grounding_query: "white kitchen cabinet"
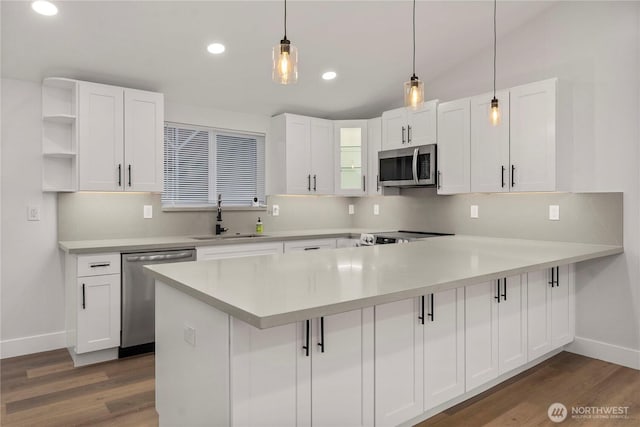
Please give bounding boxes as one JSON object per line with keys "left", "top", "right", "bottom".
{"left": 528, "top": 265, "right": 573, "bottom": 360}
{"left": 231, "top": 308, "right": 374, "bottom": 427}
{"left": 269, "top": 114, "right": 334, "bottom": 195}
{"left": 470, "top": 90, "right": 510, "bottom": 193}
{"left": 367, "top": 117, "right": 383, "bottom": 195}
{"left": 334, "top": 120, "right": 368, "bottom": 196}
{"left": 437, "top": 98, "right": 470, "bottom": 195}
{"left": 78, "top": 82, "right": 163, "bottom": 192}
{"left": 497, "top": 275, "right": 528, "bottom": 375}
{"left": 381, "top": 101, "right": 438, "bottom": 151}
{"left": 283, "top": 238, "right": 337, "bottom": 253}
{"left": 509, "top": 78, "right": 557, "bottom": 192}
{"left": 196, "top": 242, "right": 283, "bottom": 261}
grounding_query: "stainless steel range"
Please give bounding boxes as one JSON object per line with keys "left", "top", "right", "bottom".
{"left": 358, "top": 230, "right": 453, "bottom": 246}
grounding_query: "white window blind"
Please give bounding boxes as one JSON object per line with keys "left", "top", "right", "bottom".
{"left": 163, "top": 123, "right": 265, "bottom": 207}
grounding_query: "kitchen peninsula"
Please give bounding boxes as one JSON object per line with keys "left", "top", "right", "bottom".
{"left": 144, "top": 235, "right": 622, "bottom": 427}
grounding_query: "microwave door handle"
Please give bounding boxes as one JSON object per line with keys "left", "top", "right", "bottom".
{"left": 412, "top": 148, "right": 419, "bottom": 184}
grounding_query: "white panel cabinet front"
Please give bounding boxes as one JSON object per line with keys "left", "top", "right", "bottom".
{"left": 381, "top": 107, "right": 407, "bottom": 151}
{"left": 367, "top": 117, "right": 383, "bottom": 195}
{"left": 196, "top": 242, "right": 284, "bottom": 261}
{"left": 497, "top": 275, "right": 528, "bottom": 375}
{"left": 437, "top": 98, "right": 471, "bottom": 195}
{"left": 310, "top": 118, "right": 335, "bottom": 194}
{"left": 76, "top": 274, "right": 120, "bottom": 353}
{"left": 283, "top": 238, "right": 337, "bottom": 253}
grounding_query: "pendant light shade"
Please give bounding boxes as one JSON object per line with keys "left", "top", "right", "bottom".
{"left": 404, "top": 0, "right": 424, "bottom": 109}
{"left": 273, "top": 0, "right": 298, "bottom": 84}
{"left": 489, "top": 0, "right": 500, "bottom": 125}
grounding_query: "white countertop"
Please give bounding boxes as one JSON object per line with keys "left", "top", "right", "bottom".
{"left": 143, "top": 235, "right": 623, "bottom": 329}
{"left": 58, "top": 228, "right": 375, "bottom": 254}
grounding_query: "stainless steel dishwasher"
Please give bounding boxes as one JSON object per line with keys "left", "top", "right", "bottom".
{"left": 120, "top": 248, "right": 196, "bottom": 357}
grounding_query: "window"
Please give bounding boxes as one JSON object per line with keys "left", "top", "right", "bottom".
{"left": 163, "top": 123, "right": 265, "bottom": 208}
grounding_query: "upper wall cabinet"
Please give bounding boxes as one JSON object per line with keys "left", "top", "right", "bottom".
{"left": 381, "top": 100, "right": 438, "bottom": 151}
{"left": 367, "top": 117, "right": 383, "bottom": 196}
{"left": 269, "top": 114, "right": 334, "bottom": 195}
{"left": 437, "top": 98, "right": 470, "bottom": 195}
{"left": 78, "top": 82, "right": 164, "bottom": 192}
{"left": 334, "top": 120, "right": 368, "bottom": 196}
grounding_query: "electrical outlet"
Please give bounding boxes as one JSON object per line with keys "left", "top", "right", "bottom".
{"left": 184, "top": 325, "right": 196, "bottom": 346}
{"left": 27, "top": 205, "right": 41, "bottom": 221}
{"left": 272, "top": 204, "right": 280, "bottom": 216}
{"left": 348, "top": 204, "right": 355, "bottom": 215}
{"left": 143, "top": 205, "right": 153, "bottom": 219}
{"left": 373, "top": 204, "right": 380, "bottom": 215}
{"left": 470, "top": 205, "right": 479, "bottom": 219}
{"left": 549, "top": 205, "right": 560, "bottom": 221}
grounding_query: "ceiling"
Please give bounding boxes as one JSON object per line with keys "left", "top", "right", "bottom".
{"left": 1, "top": 1, "right": 555, "bottom": 119}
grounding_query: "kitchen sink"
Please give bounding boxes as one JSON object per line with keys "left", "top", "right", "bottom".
{"left": 191, "top": 234, "right": 268, "bottom": 240}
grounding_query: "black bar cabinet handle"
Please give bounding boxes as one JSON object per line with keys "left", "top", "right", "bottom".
{"left": 128, "top": 164, "right": 132, "bottom": 187}
{"left": 307, "top": 174, "right": 311, "bottom": 191}
{"left": 89, "top": 263, "right": 111, "bottom": 268}
{"left": 549, "top": 267, "right": 555, "bottom": 287}
{"left": 362, "top": 175, "right": 366, "bottom": 192}
{"left": 82, "top": 283, "right": 86, "bottom": 309}
{"left": 407, "top": 125, "right": 412, "bottom": 143}
{"left": 501, "top": 166, "right": 506, "bottom": 188}
{"left": 555, "top": 266, "right": 560, "bottom": 287}
{"left": 501, "top": 277, "right": 507, "bottom": 301}
{"left": 377, "top": 174, "right": 380, "bottom": 191}
{"left": 437, "top": 171, "right": 442, "bottom": 190}
{"left": 313, "top": 174, "right": 317, "bottom": 191}
{"left": 402, "top": 126, "right": 406, "bottom": 143}
{"left": 495, "top": 280, "right": 501, "bottom": 303}
{"left": 418, "top": 295, "right": 425, "bottom": 324}
{"left": 302, "top": 320, "right": 310, "bottom": 357}
{"left": 511, "top": 165, "right": 515, "bottom": 187}
{"left": 303, "top": 247, "right": 320, "bottom": 251}
{"left": 318, "top": 317, "right": 325, "bottom": 353}
{"left": 428, "top": 293, "right": 434, "bottom": 322}
{"left": 118, "top": 164, "right": 122, "bottom": 187}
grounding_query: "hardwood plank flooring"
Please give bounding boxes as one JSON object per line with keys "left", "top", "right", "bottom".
{"left": 1, "top": 350, "right": 637, "bottom": 426}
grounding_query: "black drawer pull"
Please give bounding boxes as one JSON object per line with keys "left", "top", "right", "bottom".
{"left": 82, "top": 284, "right": 86, "bottom": 309}
{"left": 89, "top": 263, "right": 111, "bottom": 268}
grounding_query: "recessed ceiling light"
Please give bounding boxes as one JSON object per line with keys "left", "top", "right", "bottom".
{"left": 207, "top": 43, "right": 226, "bottom": 55}
{"left": 31, "top": 1, "right": 58, "bottom": 16}
{"left": 322, "top": 71, "right": 337, "bottom": 80}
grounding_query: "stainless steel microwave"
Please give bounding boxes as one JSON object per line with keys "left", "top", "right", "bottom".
{"left": 378, "top": 144, "right": 437, "bottom": 187}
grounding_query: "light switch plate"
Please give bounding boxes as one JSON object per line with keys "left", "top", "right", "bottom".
{"left": 272, "top": 204, "right": 280, "bottom": 216}
{"left": 470, "top": 205, "right": 479, "bottom": 219}
{"left": 143, "top": 205, "right": 153, "bottom": 219}
{"left": 348, "top": 204, "right": 355, "bottom": 215}
{"left": 27, "top": 205, "right": 41, "bottom": 221}
{"left": 549, "top": 205, "right": 560, "bottom": 221}
{"left": 373, "top": 204, "right": 380, "bottom": 215}
{"left": 184, "top": 325, "right": 196, "bottom": 346}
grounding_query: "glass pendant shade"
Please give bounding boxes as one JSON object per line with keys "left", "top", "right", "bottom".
{"left": 404, "top": 75, "right": 424, "bottom": 109}
{"left": 272, "top": 39, "right": 298, "bottom": 84}
{"left": 490, "top": 97, "right": 501, "bottom": 126}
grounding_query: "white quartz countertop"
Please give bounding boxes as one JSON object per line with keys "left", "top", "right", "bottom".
{"left": 143, "top": 235, "right": 623, "bottom": 329}
{"left": 58, "top": 229, "right": 374, "bottom": 254}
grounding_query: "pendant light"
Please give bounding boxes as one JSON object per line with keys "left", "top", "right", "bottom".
{"left": 272, "top": 0, "right": 298, "bottom": 84}
{"left": 489, "top": 0, "right": 501, "bottom": 126}
{"left": 404, "top": 0, "right": 424, "bottom": 109}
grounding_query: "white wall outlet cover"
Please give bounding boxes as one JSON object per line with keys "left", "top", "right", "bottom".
{"left": 143, "top": 205, "right": 153, "bottom": 219}
{"left": 549, "top": 205, "right": 560, "bottom": 221}
{"left": 272, "top": 204, "right": 280, "bottom": 216}
{"left": 184, "top": 325, "right": 196, "bottom": 346}
{"left": 373, "top": 204, "right": 380, "bottom": 215}
{"left": 470, "top": 205, "right": 479, "bottom": 219}
{"left": 27, "top": 205, "right": 41, "bottom": 221}
{"left": 348, "top": 204, "right": 355, "bottom": 215}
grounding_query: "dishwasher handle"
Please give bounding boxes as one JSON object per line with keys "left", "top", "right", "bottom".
{"left": 125, "top": 251, "right": 194, "bottom": 263}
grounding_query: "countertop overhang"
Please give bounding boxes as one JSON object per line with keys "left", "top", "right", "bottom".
{"left": 143, "top": 235, "right": 623, "bottom": 329}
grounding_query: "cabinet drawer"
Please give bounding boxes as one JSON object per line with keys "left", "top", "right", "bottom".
{"left": 77, "top": 253, "right": 121, "bottom": 277}
{"left": 283, "top": 239, "right": 337, "bottom": 253}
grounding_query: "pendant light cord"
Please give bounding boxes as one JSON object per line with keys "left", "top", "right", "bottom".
{"left": 493, "top": 0, "right": 497, "bottom": 98}
{"left": 412, "top": 0, "right": 416, "bottom": 76}
{"left": 284, "top": 0, "right": 287, "bottom": 39}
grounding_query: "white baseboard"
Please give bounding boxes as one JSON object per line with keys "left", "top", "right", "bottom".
{"left": 565, "top": 336, "right": 640, "bottom": 370}
{"left": 0, "top": 331, "right": 66, "bottom": 359}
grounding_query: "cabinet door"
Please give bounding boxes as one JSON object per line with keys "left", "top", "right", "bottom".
{"left": 509, "top": 78, "right": 556, "bottom": 192}
{"left": 424, "top": 288, "right": 465, "bottom": 410}
{"left": 76, "top": 274, "right": 120, "bottom": 353}
{"left": 285, "top": 115, "right": 312, "bottom": 194}
{"left": 551, "top": 265, "right": 572, "bottom": 348}
{"left": 407, "top": 100, "right": 438, "bottom": 146}
{"left": 498, "top": 275, "right": 528, "bottom": 375}
{"left": 381, "top": 107, "right": 407, "bottom": 150}
{"left": 78, "top": 82, "right": 124, "bottom": 191}
{"left": 124, "top": 89, "right": 164, "bottom": 192}
{"left": 375, "top": 298, "right": 424, "bottom": 427}
{"left": 470, "top": 91, "right": 510, "bottom": 193}
{"left": 465, "top": 281, "right": 499, "bottom": 391}
{"left": 231, "top": 320, "right": 308, "bottom": 427}
{"left": 367, "top": 117, "right": 383, "bottom": 195}
{"left": 312, "top": 308, "right": 374, "bottom": 427}
{"left": 196, "top": 242, "right": 284, "bottom": 261}
{"left": 283, "top": 238, "right": 337, "bottom": 253}
{"left": 527, "top": 269, "right": 553, "bottom": 360}
{"left": 437, "top": 98, "right": 470, "bottom": 195}
{"left": 334, "top": 120, "right": 368, "bottom": 196}
{"left": 310, "top": 118, "right": 334, "bottom": 194}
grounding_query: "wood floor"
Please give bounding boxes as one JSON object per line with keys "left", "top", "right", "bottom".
{"left": 1, "top": 350, "right": 638, "bottom": 426}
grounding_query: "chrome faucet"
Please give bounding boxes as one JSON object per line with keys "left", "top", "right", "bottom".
{"left": 215, "top": 194, "right": 228, "bottom": 235}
